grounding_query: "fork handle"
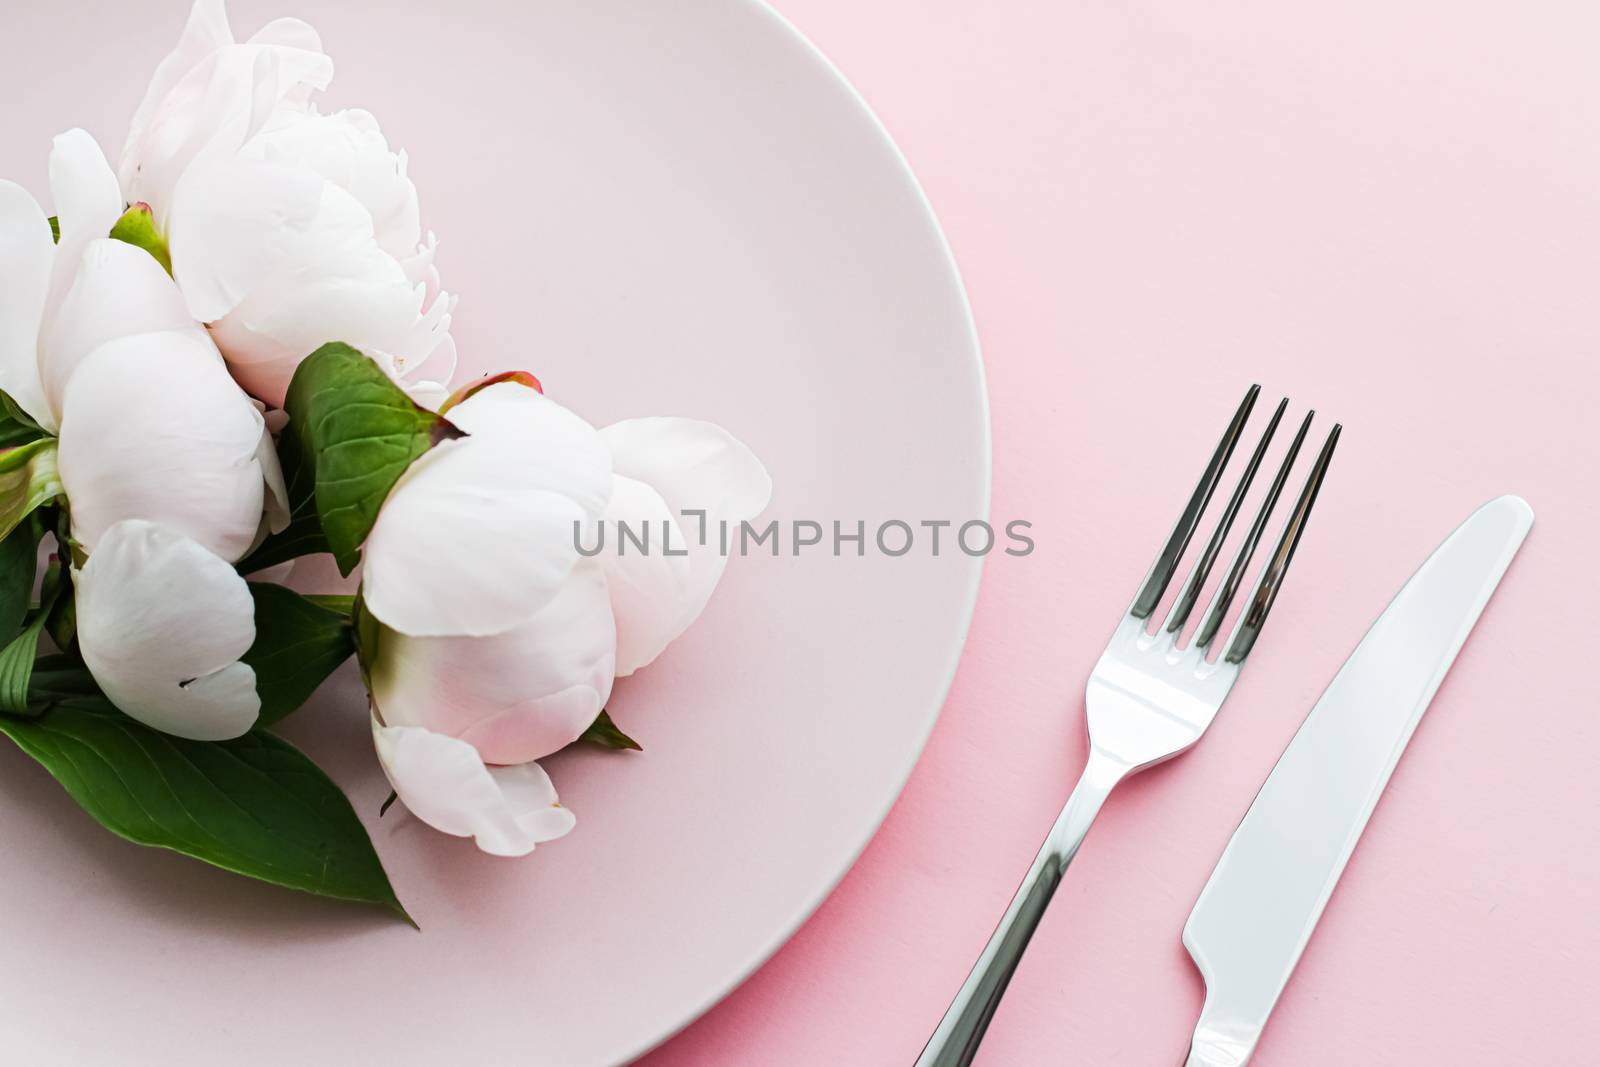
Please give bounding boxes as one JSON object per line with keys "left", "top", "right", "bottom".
{"left": 914, "top": 749, "right": 1127, "bottom": 1067}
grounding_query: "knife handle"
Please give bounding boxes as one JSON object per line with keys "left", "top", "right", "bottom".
{"left": 914, "top": 750, "right": 1125, "bottom": 1067}
{"left": 1183, "top": 1020, "right": 1258, "bottom": 1067}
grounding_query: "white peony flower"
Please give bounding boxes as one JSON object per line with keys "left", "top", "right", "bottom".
{"left": 76, "top": 519, "right": 259, "bottom": 741}
{"left": 120, "top": 0, "right": 454, "bottom": 407}
{"left": 372, "top": 718, "right": 575, "bottom": 858}
{"left": 361, "top": 381, "right": 613, "bottom": 638}
{"left": 0, "top": 130, "right": 282, "bottom": 562}
{"left": 360, "top": 381, "right": 768, "bottom": 763}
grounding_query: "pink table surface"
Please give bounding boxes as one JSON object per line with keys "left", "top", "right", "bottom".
{"left": 0, "top": 2, "right": 1593, "bottom": 1064}
{"left": 642, "top": 1, "right": 1600, "bottom": 1064}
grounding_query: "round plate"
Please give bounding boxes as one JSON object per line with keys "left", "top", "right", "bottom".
{"left": 0, "top": 1, "right": 986, "bottom": 1063}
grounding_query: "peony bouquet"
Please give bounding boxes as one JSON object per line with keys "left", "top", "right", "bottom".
{"left": 0, "top": 0, "right": 768, "bottom": 920}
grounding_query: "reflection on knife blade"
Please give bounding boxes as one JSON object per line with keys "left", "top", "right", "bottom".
{"left": 1181, "top": 494, "right": 1534, "bottom": 1067}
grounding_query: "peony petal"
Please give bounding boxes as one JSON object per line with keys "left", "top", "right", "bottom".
{"left": 599, "top": 418, "right": 772, "bottom": 675}
{"left": 257, "top": 420, "right": 290, "bottom": 534}
{"left": 77, "top": 519, "right": 259, "bottom": 741}
{"left": 119, "top": 0, "right": 235, "bottom": 192}
{"left": 280, "top": 552, "right": 361, "bottom": 596}
{"left": 241, "top": 19, "right": 332, "bottom": 114}
{"left": 41, "top": 238, "right": 195, "bottom": 421}
{"left": 205, "top": 239, "right": 417, "bottom": 406}
{"left": 362, "top": 385, "right": 612, "bottom": 637}
{"left": 43, "top": 130, "right": 123, "bottom": 338}
{"left": 602, "top": 417, "right": 772, "bottom": 530}
{"left": 58, "top": 328, "right": 269, "bottom": 562}
{"left": 372, "top": 719, "right": 576, "bottom": 858}
{"left": 398, "top": 230, "right": 440, "bottom": 293}
{"left": 402, "top": 377, "right": 450, "bottom": 412}
{"left": 245, "top": 560, "right": 295, "bottom": 584}
{"left": 243, "top": 108, "right": 420, "bottom": 259}
{"left": 167, "top": 154, "right": 369, "bottom": 324}
{"left": 446, "top": 383, "right": 613, "bottom": 513}
{"left": 48, "top": 129, "right": 123, "bottom": 244}
{"left": 122, "top": 34, "right": 333, "bottom": 219}
{"left": 0, "top": 180, "right": 54, "bottom": 428}
{"left": 385, "top": 282, "right": 455, "bottom": 379}
{"left": 368, "top": 560, "right": 615, "bottom": 764}
{"left": 601, "top": 474, "right": 694, "bottom": 676}
{"left": 244, "top": 16, "right": 323, "bottom": 54}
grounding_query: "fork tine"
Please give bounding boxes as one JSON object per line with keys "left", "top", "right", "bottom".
{"left": 1163, "top": 397, "right": 1289, "bottom": 635}
{"left": 1130, "top": 384, "right": 1260, "bottom": 619}
{"left": 1221, "top": 423, "right": 1341, "bottom": 665}
{"left": 1193, "top": 409, "right": 1315, "bottom": 652}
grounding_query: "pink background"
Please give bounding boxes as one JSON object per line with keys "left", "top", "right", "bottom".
{"left": 642, "top": 1, "right": 1600, "bottom": 1064}
{"left": 0, "top": 2, "right": 1595, "bottom": 1064}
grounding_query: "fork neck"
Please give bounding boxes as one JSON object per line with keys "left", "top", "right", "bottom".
{"left": 1043, "top": 748, "right": 1127, "bottom": 862}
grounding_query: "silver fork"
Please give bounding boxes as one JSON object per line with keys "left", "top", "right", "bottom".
{"left": 915, "top": 385, "right": 1340, "bottom": 1067}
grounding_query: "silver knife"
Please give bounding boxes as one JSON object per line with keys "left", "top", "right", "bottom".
{"left": 1181, "top": 493, "right": 1534, "bottom": 1067}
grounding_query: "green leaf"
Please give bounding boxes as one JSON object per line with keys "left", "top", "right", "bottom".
{"left": 0, "top": 559, "right": 65, "bottom": 714}
{"left": 0, "top": 438, "right": 62, "bottom": 543}
{"left": 577, "top": 709, "right": 642, "bottom": 751}
{"left": 0, "top": 618, "right": 49, "bottom": 713}
{"left": 243, "top": 342, "right": 461, "bottom": 576}
{"left": 108, "top": 202, "right": 171, "bottom": 275}
{"left": 303, "top": 594, "right": 356, "bottom": 615}
{"left": 241, "top": 582, "right": 357, "bottom": 725}
{"left": 44, "top": 578, "right": 76, "bottom": 654}
{"left": 234, "top": 513, "right": 329, "bottom": 574}
{"left": 24, "top": 656, "right": 100, "bottom": 713}
{"left": 0, "top": 697, "right": 411, "bottom": 922}
{"left": 46, "top": 215, "right": 59, "bottom": 243}
{"left": 0, "top": 511, "right": 45, "bottom": 641}
{"left": 0, "top": 389, "right": 46, "bottom": 449}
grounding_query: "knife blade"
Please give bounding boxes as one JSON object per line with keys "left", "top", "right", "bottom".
{"left": 1181, "top": 494, "right": 1534, "bottom": 1067}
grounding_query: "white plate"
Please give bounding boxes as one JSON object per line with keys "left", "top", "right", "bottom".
{"left": 0, "top": 1, "right": 987, "bottom": 1062}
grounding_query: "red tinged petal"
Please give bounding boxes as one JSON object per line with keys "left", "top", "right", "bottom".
{"left": 438, "top": 369, "right": 543, "bottom": 414}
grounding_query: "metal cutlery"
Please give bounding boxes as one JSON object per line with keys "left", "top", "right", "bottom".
{"left": 917, "top": 385, "right": 1340, "bottom": 1067}
{"left": 1181, "top": 494, "right": 1534, "bottom": 1067}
